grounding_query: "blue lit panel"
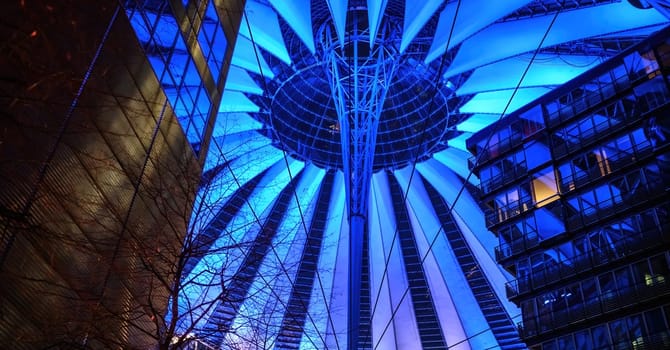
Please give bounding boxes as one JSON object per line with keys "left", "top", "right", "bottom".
{"left": 210, "top": 130, "right": 270, "bottom": 162}
{"left": 218, "top": 90, "right": 260, "bottom": 113}
{"left": 414, "top": 161, "right": 520, "bottom": 324}
{"left": 459, "top": 87, "right": 551, "bottom": 115}
{"left": 322, "top": 172, "right": 349, "bottom": 349}
{"left": 367, "top": 0, "right": 388, "bottom": 46}
{"left": 456, "top": 114, "right": 499, "bottom": 133}
{"left": 391, "top": 171, "right": 468, "bottom": 349}
{"left": 198, "top": 145, "right": 284, "bottom": 225}
{"left": 241, "top": 0, "right": 291, "bottom": 65}
{"left": 400, "top": 0, "right": 442, "bottom": 53}
{"left": 456, "top": 54, "right": 601, "bottom": 95}
{"left": 444, "top": 1, "right": 668, "bottom": 77}
{"left": 268, "top": 0, "right": 315, "bottom": 54}
{"left": 301, "top": 172, "right": 345, "bottom": 349}
{"left": 425, "top": 0, "right": 533, "bottom": 64}
{"left": 368, "top": 172, "right": 402, "bottom": 348}
{"left": 326, "top": 0, "right": 348, "bottom": 44}
{"left": 224, "top": 66, "right": 264, "bottom": 95}
{"left": 179, "top": 160, "right": 303, "bottom": 335}
{"left": 402, "top": 163, "right": 500, "bottom": 349}
{"left": 217, "top": 159, "right": 305, "bottom": 284}
{"left": 447, "top": 132, "right": 473, "bottom": 153}
{"left": 599, "top": 23, "right": 667, "bottom": 38}
{"left": 210, "top": 112, "right": 263, "bottom": 138}
{"left": 225, "top": 165, "right": 322, "bottom": 347}
{"left": 231, "top": 36, "right": 275, "bottom": 79}
{"left": 433, "top": 147, "right": 480, "bottom": 186}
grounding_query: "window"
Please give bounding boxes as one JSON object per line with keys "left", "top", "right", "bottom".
{"left": 197, "top": 1, "right": 228, "bottom": 81}
{"left": 574, "top": 329, "right": 593, "bottom": 350}
{"left": 591, "top": 325, "right": 611, "bottom": 349}
{"left": 532, "top": 167, "right": 559, "bottom": 206}
{"left": 557, "top": 334, "right": 576, "bottom": 350}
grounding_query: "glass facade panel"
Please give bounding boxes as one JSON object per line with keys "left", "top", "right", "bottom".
{"left": 125, "top": 0, "right": 225, "bottom": 155}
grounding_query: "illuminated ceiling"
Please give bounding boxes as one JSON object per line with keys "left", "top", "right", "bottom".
{"left": 188, "top": 0, "right": 668, "bottom": 348}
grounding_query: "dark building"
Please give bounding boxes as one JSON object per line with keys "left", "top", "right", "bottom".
{"left": 468, "top": 27, "right": 670, "bottom": 350}
{"left": 0, "top": 0, "right": 242, "bottom": 348}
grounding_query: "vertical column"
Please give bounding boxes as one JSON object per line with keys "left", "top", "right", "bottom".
{"left": 322, "top": 11, "right": 397, "bottom": 348}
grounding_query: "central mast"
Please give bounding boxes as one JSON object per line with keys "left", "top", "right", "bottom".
{"left": 322, "top": 7, "right": 398, "bottom": 348}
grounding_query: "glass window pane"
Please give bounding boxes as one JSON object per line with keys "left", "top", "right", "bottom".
{"left": 558, "top": 334, "right": 576, "bottom": 350}
{"left": 609, "top": 319, "right": 628, "bottom": 349}
{"left": 542, "top": 340, "right": 558, "bottom": 350}
{"left": 575, "top": 329, "right": 593, "bottom": 350}
{"left": 591, "top": 325, "right": 611, "bottom": 349}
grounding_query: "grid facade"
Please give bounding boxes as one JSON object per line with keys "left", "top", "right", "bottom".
{"left": 469, "top": 27, "right": 670, "bottom": 350}
{"left": 0, "top": 0, "right": 242, "bottom": 348}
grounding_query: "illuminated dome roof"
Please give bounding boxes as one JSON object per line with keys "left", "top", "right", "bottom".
{"left": 185, "top": 1, "right": 667, "bottom": 348}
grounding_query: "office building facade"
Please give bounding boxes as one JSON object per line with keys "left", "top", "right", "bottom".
{"left": 0, "top": 0, "right": 242, "bottom": 348}
{"left": 468, "top": 27, "right": 670, "bottom": 350}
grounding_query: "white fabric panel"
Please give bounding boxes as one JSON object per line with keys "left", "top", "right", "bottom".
{"left": 306, "top": 171, "right": 346, "bottom": 349}
{"left": 457, "top": 54, "right": 601, "bottom": 95}
{"left": 367, "top": 0, "right": 388, "bottom": 47}
{"left": 425, "top": 0, "right": 533, "bottom": 63}
{"left": 269, "top": 0, "right": 315, "bottom": 54}
{"left": 433, "top": 147, "right": 480, "bottom": 186}
{"left": 416, "top": 160, "right": 519, "bottom": 319}
{"left": 372, "top": 172, "right": 422, "bottom": 349}
{"left": 198, "top": 145, "right": 284, "bottom": 227}
{"left": 261, "top": 164, "right": 325, "bottom": 348}
{"left": 211, "top": 112, "right": 262, "bottom": 138}
{"left": 458, "top": 87, "right": 551, "bottom": 115}
{"left": 447, "top": 132, "right": 473, "bottom": 153}
{"left": 400, "top": 0, "right": 444, "bottom": 53}
{"left": 231, "top": 35, "right": 275, "bottom": 79}
{"left": 368, "top": 172, "right": 399, "bottom": 348}
{"left": 327, "top": 0, "right": 348, "bottom": 45}
{"left": 241, "top": 0, "right": 291, "bottom": 64}
{"left": 394, "top": 166, "right": 498, "bottom": 349}
{"left": 325, "top": 172, "right": 350, "bottom": 349}
{"left": 181, "top": 158, "right": 302, "bottom": 333}
{"left": 444, "top": 1, "right": 668, "bottom": 77}
{"left": 393, "top": 169, "right": 471, "bottom": 350}
{"left": 456, "top": 114, "right": 499, "bottom": 134}
{"left": 225, "top": 65, "right": 264, "bottom": 95}
{"left": 219, "top": 90, "right": 261, "bottom": 113}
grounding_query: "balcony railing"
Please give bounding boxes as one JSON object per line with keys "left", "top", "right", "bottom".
{"left": 480, "top": 167, "right": 528, "bottom": 196}
{"left": 558, "top": 143, "right": 654, "bottom": 195}
{"left": 505, "top": 227, "right": 666, "bottom": 299}
{"left": 545, "top": 69, "right": 650, "bottom": 129}
{"left": 518, "top": 279, "right": 670, "bottom": 339}
{"left": 485, "top": 195, "right": 534, "bottom": 227}
{"left": 468, "top": 133, "right": 523, "bottom": 169}
{"left": 495, "top": 231, "right": 540, "bottom": 262}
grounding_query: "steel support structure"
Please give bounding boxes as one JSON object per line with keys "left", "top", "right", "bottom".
{"left": 323, "top": 13, "right": 398, "bottom": 349}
